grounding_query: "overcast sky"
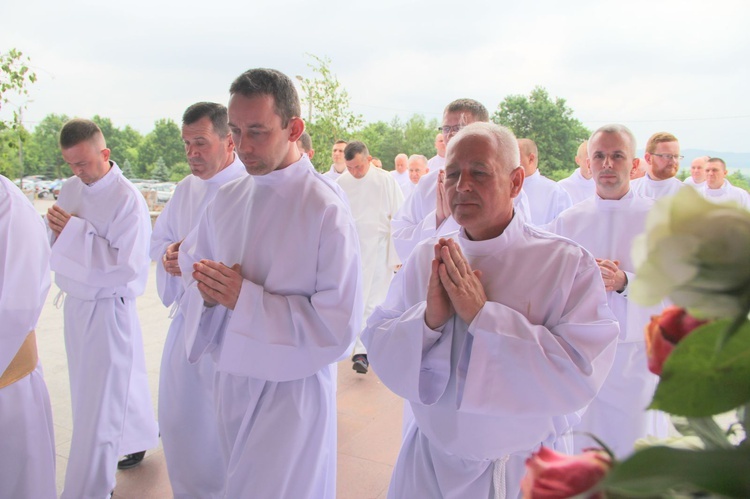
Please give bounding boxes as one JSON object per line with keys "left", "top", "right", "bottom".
{"left": 2, "top": 0, "right": 749, "bottom": 154}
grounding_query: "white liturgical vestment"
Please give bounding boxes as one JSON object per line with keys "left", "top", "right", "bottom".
{"left": 549, "top": 190, "right": 669, "bottom": 457}
{"left": 149, "top": 154, "right": 246, "bottom": 498}
{"left": 391, "top": 168, "right": 532, "bottom": 260}
{"left": 700, "top": 181, "right": 750, "bottom": 210}
{"left": 427, "top": 154, "right": 446, "bottom": 172}
{"left": 50, "top": 162, "right": 159, "bottom": 499}
{"left": 179, "top": 156, "right": 363, "bottom": 499}
{"left": 631, "top": 174, "right": 686, "bottom": 200}
{"left": 683, "top": 176, "right": 705, "bottom": 189}
{"left": 557, "top": 168, "right": 595, "bottom": 205}
{"left": 0, "top": 175, "right": 56, "bottom": 499}
{"left": 338, "top": 167, "right": 403, "bottom": 355}
{"left": 523, "top": 170, "right": 572, "bottom": 225}
{"left": 363, "top": 214, "right": 619, "bottom": 499}
{"left": 323, "top": 164, "right": 345, "bottom": 180}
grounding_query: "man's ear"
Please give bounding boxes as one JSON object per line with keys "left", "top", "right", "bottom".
{"left": 509, "top": 166, "right": 525, "bottom": 198}
{"left": 288, "top": 117, "right": 305, "bottom": 143}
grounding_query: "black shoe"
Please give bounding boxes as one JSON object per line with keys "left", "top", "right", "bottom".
{"left": 352, "top": 354, "right": 369, "bottom": 374}
{"left": 117, "top": 451, "right": 146, "bottom": 470}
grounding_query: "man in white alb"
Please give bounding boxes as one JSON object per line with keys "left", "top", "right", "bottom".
{"left": 426, "top": 132, "right": 446, "bottom": 171}
{"left": 179, "top": 68, "right": 362, "bottom": 498}
{"left": 296, "top": 131, "right": 315, "bottom": 161}
{"left": 391, "top": 98, "right": 532, "bottom": 261}
{"left": 364, "top": 122, "right": 618, "bottom": 498}
{"left": 558, "top": 140, "right": 595, "bottom": 205}
{"left": 701, "top": 157, "right": 750, "bottom": 209}
{"left": 684, "top": 155, "right": 709, "bottom": 188}
{"left": 631, "top": 132, "right": 686, "bottom": 199}
{"left": 0, "top": 175, "right": 56, "bottom": 499}
{"left": 323, "top": 139, "right": 347, "bottom": 179}
{"left": 403, "top": 153, "right": 430, "bottom": 198}
{"left": 150, "top": 102, "right": 247, "bottom": 498}
{"left": 338, "top": 141, "right": 404, "bottom": 374}
{"left": 47, "top": 119, "right": 158, "bottom": 498}
{"left": 517, "top": 138, "right": 572, "bottom": 225}
{"left": 549, "top": 124, "right": 669, "bottom": 457}
{"left": 391, "top": 153, "right": 411, "bottom": 192}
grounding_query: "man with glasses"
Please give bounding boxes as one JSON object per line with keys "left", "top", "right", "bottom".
{"left": 391, "top": 99, "right": 531, "bottom": 260}
{"left": 631, "top": 132, "right": 687, "bottom": 199}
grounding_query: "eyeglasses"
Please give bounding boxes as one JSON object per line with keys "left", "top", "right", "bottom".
{"left": 439, "top": 124, "right": 464, "bottom": 135}
{"left": 651, "top": 153, "right": 684, "bottom": 161}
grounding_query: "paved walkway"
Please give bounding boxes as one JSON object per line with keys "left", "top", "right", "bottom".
{"left": 34, "top": 200, "right": 403, "bottom": 499}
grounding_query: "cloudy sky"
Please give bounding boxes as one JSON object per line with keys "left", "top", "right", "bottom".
{"left": 2, "top": 0, "right": 749, "bottom": 154}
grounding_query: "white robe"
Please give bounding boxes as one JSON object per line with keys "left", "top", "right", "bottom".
{"left": 179, "top": 157, "right": 363, "bottom": 499}
{"left": 700, "top": 181, "right": 750, "bottom": 209}
{"left": 523, "top": 170, "right": 572, "bottom": 225}
{"left": 548, "top": 191, "right": 669, "bottom": 457}
{"left": 338, "top": 167, "right": 403, "bottom": 356}
{"left": 391, "top": 168, "right": 533, "bottom": 260}
{"left": 427, "top": 154, "right": 446, "bottom": 172}
{"left": 630, "top": 174, "right": 686, "bottom": 200}
{"left": 323, "top": 164, "right": 345, "bottom": 180}
{"left": 50, "top": 163, "right": 159, "bottom": 499}
{"left": 363, "top": 215, "right": 619, "bottom": 499}
{"left": 683, "top": 177, "right": 705, "bottom": 189}
{"left": 557, "top": 168, "right": 595, "bottom": 205}
{"left": 0, "top": 175, "right": 56, "bottom": 499}
{"left": 149, "top": 155, "right": 246, "bottom": 498}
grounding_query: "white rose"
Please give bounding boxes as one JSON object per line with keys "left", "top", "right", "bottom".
{"left": 631, "top": 187, "right": 750, "bottom": 319}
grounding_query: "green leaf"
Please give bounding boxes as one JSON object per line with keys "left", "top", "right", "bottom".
{"left": 602, "top": 446, "right": 750, "bottom": 497}
{"left": 650, "top": 319, "right": 750, "bottom": 417}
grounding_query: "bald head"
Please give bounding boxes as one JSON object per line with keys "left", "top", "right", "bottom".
{"left": 517, "top": 138, "right": 538, "bottom": 177}
{"left": 690, "top": 156, "right": 710, "bottom": 183}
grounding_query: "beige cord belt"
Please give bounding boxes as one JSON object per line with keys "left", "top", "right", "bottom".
{"left": 0, "top": 331, "right": 38, "bottom": 389}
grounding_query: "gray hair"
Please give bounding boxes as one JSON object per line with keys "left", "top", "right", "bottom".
{"left": 447, "top": 122, "right": 520, "bottom": 173}
{"left": 407, "top": 154, "right": 428, "bottom": 167}
{"left": 589, "top": 124, "right": 637, "bottom": 157}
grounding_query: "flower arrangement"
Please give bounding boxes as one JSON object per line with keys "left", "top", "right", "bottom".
{"left": 522, "top": 188, "right": 750, "bottom": 498}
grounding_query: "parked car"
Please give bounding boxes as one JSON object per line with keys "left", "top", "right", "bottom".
{"left": 52, "top": 178, "right": 72, "bottom": 199}
{"left": 151, "top": 182, "right": 176, "bottom": 203}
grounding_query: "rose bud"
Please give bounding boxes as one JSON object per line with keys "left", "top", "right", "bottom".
{"left": 645, "top": 306, "right": 708, "bottom": 375}
{"left": 521, "top": 446, "right": 612, "bottom": 499}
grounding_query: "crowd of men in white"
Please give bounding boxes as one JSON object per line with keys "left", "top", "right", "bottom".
{"left": 2, "top": 67, "right": 749, "bottom": 499}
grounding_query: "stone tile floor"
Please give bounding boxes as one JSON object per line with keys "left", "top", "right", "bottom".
{"left": 35, "top": 198, "right": 403, "bottom": 499}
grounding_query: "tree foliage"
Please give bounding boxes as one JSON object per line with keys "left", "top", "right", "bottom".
{"left": 298, "top": 54, "right": 363, "bottom": 171}
{"left": 493, "top": 86, "right": 589, "bottom": 180}
{"left": 0, "top": 48, "right": 37, "bottom": 131}
{"left": 136, "top": 118, "right": 183, "bottom": 176}
{"left": 152, "top": 156, "right": 170, "bottom": 181}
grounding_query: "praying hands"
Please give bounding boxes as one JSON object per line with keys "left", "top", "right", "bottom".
{"left": 46, "top": 204, "right": 72, "bottom": 237}
{"left": 596, "top": 258, "right": 627, "bottom": 293}
{"left": 193, "top": 260, "right": 243, "bottom": 310}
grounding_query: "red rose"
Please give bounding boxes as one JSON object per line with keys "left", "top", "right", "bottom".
{"left": 521, "top": 446, "right": 612, "bottom": 499}
{"left": 645, "top": 306, "right": 709, "bottom": 375}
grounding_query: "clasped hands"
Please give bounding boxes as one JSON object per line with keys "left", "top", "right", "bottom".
{"left": 193, "top": 260, "right": 243, "bottom": 310}
{"left": 596, "top": 258, "right": 627, "bottom": 293}
{"left": 47, "top": 204, "right": 72, "bottom": 237}
{"left": 424, "top": 238, "right": 486, "bottom": 330}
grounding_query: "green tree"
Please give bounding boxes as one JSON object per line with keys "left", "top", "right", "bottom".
{"left": 493, "top": 86, "right": 589, "bottom": 180}
{"left": 1, "top": 48, "right": 37, "bottom": 131}
{"left": 403, "top": 115, "right": 440, "bottom": 159}
{"left": 92, "top": 115, "right": 143, "bottom": 168}
{"left": 356, "top": 118, "right": 405, "bottom": 170}
{"left": 298, "top": 54, "right": 363, "bottom": 171}
{"left": 170, "top": 161, "right": 190, "bottom": 182}
{"left": 728, "top": 170, "right": 750, "bottom": 192}
{"left": 152, "top": 157, "right": 170, "bottom": 182}
{"left": 137, "top": 118, "right": 183, "bottom": 175}
{"left": 24, "top": 113, "right": 69, "bottom": 178}
{"left": 121, "top": 159, "right": 134, "bottom": 179}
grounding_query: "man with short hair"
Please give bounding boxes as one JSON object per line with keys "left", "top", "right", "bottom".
{"left": 150, "top": 101, "right": 247, "bottom": 498}
{"left": 558, "top": 140, "right": 595, "bottom": 205}
{"left": 404, "top": 154, "right": 429, "bottom": 197}
{"left": 296, "top": 131, "right": 315, "bottom": 160}
{"left": 47, "top": 118, "right": 158, "bottom": 498}
{"left": 364, "top": 122, "right": 618, "bottom": 498}
{"left": 391, "top": 153, "right": 411, "bottom": 190}
{"left": 517, "top": 138, "right": 572, "bottom": 224}
{"left": 630, "top": 157, "right": 647, "bottom": 180}
{"left": 426, "top": 132, "right": 446, "bottom": 171}
{"left": 391, "top": 98, "right": 531, "bottom": 260}
{"left": 549, "top": 124, "right": 669, "bottom": 457}
{"left": 631, "top": 132, "right": 686, "bottom": 199}
{"left": 701, "top": 157, "right": 750, "bottom": 209}
{"left": 338, "top": 141, "right": 404, "bottom": 374}
{"left": 1, "top": 175, "right": 56, "bottom": 499}
{"left": 324, "top": 139, "right": 347, "bottom": 179}
{"left": 684, "top": 155, "right": 709, "bottom": 187}
{"left": 179, "top": 68, "right": 362, "bottom": 498}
